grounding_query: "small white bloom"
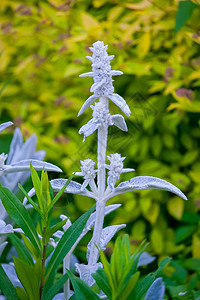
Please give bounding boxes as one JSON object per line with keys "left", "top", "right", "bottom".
{"left": 106, "top": 153, "right": 135, "bottom": 190}
{"left": 79, "top": 102, "right": 113, "bottom": 140}
{"left": 76, "top": 159, "right": 97, "bottom": 191}
{"left": 78, "top": 41, "right": 131, "bottom": 117}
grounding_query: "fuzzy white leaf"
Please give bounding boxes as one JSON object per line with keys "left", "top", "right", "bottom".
{"left": 50, "top": 179, "right": 91, "bottom": 196}
{"left": 109, "top": 93, "right": 131, "bottom": 117}
{"left": 79, "top": 72, "right": 94, "bottom": 77}
{"left": 112, "top": 176, "right": 187, "bottom": 200}
{"left": 79, "top": 119, "right": 100, "bottom": 138}
{"left": 3, "top": 159, "right": 62, "bottom": 174}
{"left": 0, "top": 122, "right": 13, "bottom": 133}
{"left": 75, "top": 262, "right": 103, "bottom": 287}
{"left": 112, "top": 114, "right": 128, "bottom": 131}
{"left": 2, "top": 263, "right": 22, "bottom": 288}
{"left": 87, "top": 224, "right": 126, "bottom": 261}
{"left": 145, "top": 278, "right": 165, "bottom": 300}
{"left": 0, "top": 219, "right": 14, "bottom": 234}
{"left": 137, "top": 252, "right": 156, "bottom": 267}
{"left": 6, "top": 128, "right": 23, "bottom": 165}
{"left": 78, "top": 95, "right": 98, "bottom": 116}
{"left": 110, "top": 70, "right": 123, "bottom": 76}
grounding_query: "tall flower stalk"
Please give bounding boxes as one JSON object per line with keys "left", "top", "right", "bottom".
{"left": 23, "top": 41, "right": 187, "bottom": 298}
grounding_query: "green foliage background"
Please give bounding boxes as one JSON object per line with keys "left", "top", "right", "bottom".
{"left": 0, "top": 0, "right": 200, "bottom": 282}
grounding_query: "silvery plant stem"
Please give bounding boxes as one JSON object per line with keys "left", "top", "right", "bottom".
{"left": 63, "top": 253, "right": 70, "bottom": 299}
{"left": 88, "top": 96, "right": 108, "bottom": 266}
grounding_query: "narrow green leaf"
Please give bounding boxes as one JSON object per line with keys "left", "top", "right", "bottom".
{"left": 118, "top": 271, "right": 140, "bottom": 299}
{"left": 136, "top": 273, "right": 155, "bottom": 299}
{"left": 175, "top": 0, "right": 198, "bottom": 32}
{"left": 47, "top": 173, "right": 75, "bottom": 213}
{"left": 30, "top": 164, "right": 44, "bottom": 212}
{"left": 14, "top": 257, "right": 40, "bottom": 300}
{"left": 21, "top": 234, "right": 40, "bottom": 260}
{"left": 42, "top": 273, "right": 69, "bottom": 300}
{"left": 9, "top": 234, "right": 33, "bottom": 265}
{"left": 65, "top": 269, "right": 100, "bottom": 300}
{"left": 41, "top": 170, "right": 51, "bottom": 212}
{"left": 92, "top": 268, "right": 112, "bottom": 299}
{"left": 16, "top": 286, "right": 29, "bottom": 300}
{"left": 155, "top": 257, "right": 172, "bottom": 275}
{"left": 0, "top": 184, "right": 42, "bottom": 257}
{"left": 18, "top": 183, "right": 44, "bottom": 220}
{"left": 44, "top": 205, "right": 96, "bottom": 289}
{"left": 100, "top": 250, "right": 116, "bottom": 292}
{"left": 0, "top": 264, "right": 18, "bottom": 300}
{"left": 45, "top": 219, "right": 67, "bottom": 243}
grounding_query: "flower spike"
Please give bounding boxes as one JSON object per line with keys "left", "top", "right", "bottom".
{"left": 78, "top": 41, "right": 131, "bottom": 116}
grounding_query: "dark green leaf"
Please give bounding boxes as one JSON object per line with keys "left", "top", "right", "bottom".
{"left": 175, "top": 0, "right": 198, "bottom": 32}
{"left": 41, "top": 273, "right": 69, "bottom": 300}
{"left": 92, "top": 268, "right": 112, "bottom": 299}
{"left": 18, "top": 183, "right": 44, "bottom": 220}
{"left": 175, "top": 225, "right": 196, "bottom": 244}
{"left": 0, "top": 184, "right": 42, "bottom": 256}
{"left": 9, "top": 234, "right": 33, "bottom": 265}
{"left": 183, "top": 258, "right": 200, "bottom": 271}
{"left": 65, "top": 269, "right": 100, "bottom": 300}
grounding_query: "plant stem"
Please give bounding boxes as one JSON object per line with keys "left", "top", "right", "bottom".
{"left": 63, "top": 253, "right": 70, "bottom": 299}
{"left": 40, "top": 228, "right": 47, "bottom": 299}
{"left": 88, "top": 96, "right": 108, "bottom": 266}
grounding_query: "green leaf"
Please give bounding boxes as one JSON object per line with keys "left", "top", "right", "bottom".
{"left": 41, "top": 169, "right": 51, "bottom": 212}
{"left": 18, "top": 183, "right": 44, "bottom": 220}
{"left": 100, "top": 249, "right": 116, "bottom": 292}
{"left": 92, "top": 268, "right": 112, "bottom": 299}
{"left": 47, "top": 173, "right": 74, "bottom": 213}
{"left": 9, "top": 234, "right": 34, "bottom": 265}
{"left": 136, "top": 273, "right": 156, "bottom": 299}
{"left": 0, "top": 264, "right": 18, "bottom": 300}
{"left": 44, "top": 219, "right": 67, "bottom": 243}
{"left": 30, "top": 164, "right": 44, "bottom": 212}
{"left": 175, "top": 225, "right": 196, "bottom": 244}
{"left": 119, "top": 271, "right": 140, "bottom": 300}
{"left": 183, "top": 258, "right": 200, "bottom": 271}
{"left": 65, "top": 269, "right": 100, "bottom": 300}
{"left": 13, "top": 257, "right": 40, "bottom": 300}
{"left": 0, "top": 184, "right": 42, "bottom": 257}
{"left": 16, "top": 286, "right": 29, "bottom": 300}
{"left": 21, "top": 234, "right": 40, "bottom": 260}
{"left": 44, "top": 205, "right": 96, "bottom": 292}
{"left": 175, "top": 0, "right": 198, "bottom": 32}
{"left": 41, "top": 273, "right": 69, "bottom": 300}
{"left": 155, "top": 257, "right": 172, "bottom": 275}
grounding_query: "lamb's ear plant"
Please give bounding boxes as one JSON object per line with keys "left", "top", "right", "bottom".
{"left": 22, "top": 41, "right": 188, "bottom": 298}
{"left": 0, "top": 165, "right": 96, "bottom": 300}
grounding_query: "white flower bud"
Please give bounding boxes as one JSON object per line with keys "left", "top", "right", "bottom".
{"left": 91, "top": 102, "right": 112, "bottom": 126}
{"left": 80, "top": 159, "right": 96, "bottom": 180}
{"left": 107, "top": 153, "right": 125, "bottom": 179}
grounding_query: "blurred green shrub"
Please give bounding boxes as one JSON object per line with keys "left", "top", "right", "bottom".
{"left": 0, "top": 0, "right": 200, "bottom": 272}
